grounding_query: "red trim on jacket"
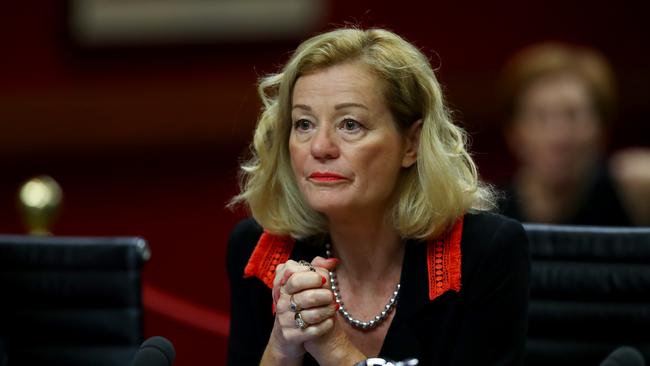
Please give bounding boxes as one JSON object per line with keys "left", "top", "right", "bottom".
{"left": 244, "top": 217, "right": 464, "bottom": 301}
{"left": 427, "top": 217, "right": 463, "bottom": 300}
{"left": 243, "top": 231, "right": 295, "bottom": 289}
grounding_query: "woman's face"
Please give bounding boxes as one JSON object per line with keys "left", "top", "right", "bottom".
{"left": 508, "top": 73, "right": 603, "bottom": 187}
{"left": 289, "top": 61, "right": 417, "bottom": 219}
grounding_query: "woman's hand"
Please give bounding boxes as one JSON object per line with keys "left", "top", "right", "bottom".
{"left": 261, "top": 257, "right": 339, "bottom": 365}
{"left": 303, "top": 257, "right": 367, "bottom": 366}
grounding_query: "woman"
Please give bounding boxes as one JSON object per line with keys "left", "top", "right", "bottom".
{"left": 496, "top": 42, "right": 650, "bottom": 226}
{"left": 227, "top": 27, "right": 530, "bottom": 365}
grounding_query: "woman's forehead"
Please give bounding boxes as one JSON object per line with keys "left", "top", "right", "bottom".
{"left": 292, "top": 62, "right": 384, "bottom": 108}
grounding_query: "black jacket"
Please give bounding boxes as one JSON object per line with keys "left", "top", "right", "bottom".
{"left": 226, "top": 211, "right": 530, "bottom": 365}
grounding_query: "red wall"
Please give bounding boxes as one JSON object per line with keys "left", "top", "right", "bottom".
{"left": 1, "top": 1, "right": 648, "bottom": 364}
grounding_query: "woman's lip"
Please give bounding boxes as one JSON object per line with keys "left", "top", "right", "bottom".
{"left": 308, "top": 172, "right": 348, "bottom": 181}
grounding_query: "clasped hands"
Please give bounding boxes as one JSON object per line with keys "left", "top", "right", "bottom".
{"left": 267, "top": 256, "right": 348, "bottom": 364}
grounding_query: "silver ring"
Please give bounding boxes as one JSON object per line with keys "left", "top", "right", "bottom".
{"left": 289, "top": 294, "right": 300, "bottom": 312}
{"left": 294, "top": 312, "right": 307, "bottom": 329}
{"left": 298, "top": 260, "right": 316, "bottom": 272}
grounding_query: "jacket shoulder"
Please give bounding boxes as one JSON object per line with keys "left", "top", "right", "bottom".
{"left": 463, "top": 211, "right": 527, "bottom": 249}
{"left": 461, "top": 211, "right": 530, "bottom": 285}
{"left": 226, "top": 218, "right": 264, "bottom": 281}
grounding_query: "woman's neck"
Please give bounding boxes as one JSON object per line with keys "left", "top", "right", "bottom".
{"left": 327, "top": 213, "right": 404, "bottom": 284}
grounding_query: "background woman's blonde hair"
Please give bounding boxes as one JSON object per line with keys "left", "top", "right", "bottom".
{"left": 230, "top": 27, "right": 495, "bottom": 239}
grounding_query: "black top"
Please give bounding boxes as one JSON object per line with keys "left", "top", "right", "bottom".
{"left": 497, "top": 164, "right": 632, "bottom": 226}
{"left": 226, "top": 212, "right": 530, "bottom": 366}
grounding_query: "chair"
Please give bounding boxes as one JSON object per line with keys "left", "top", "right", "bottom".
{"left": 523, "top": 224, "right": 650, "bottom": 366}
{"left": 0, "top": 234, "right": 149, "bottom": 366}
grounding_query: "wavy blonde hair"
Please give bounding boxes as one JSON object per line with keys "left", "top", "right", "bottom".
{"left": 231, "top": 27, "right": 494, "bottom": 239}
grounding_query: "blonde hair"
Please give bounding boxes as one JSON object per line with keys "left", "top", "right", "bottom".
{"left": 231, "top": 27, "right": 494, "bottom": 239}
{"left": 499, "top": 41, "right": 617, "bottom": 125}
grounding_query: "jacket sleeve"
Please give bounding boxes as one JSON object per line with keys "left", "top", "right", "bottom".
{"left": 226, "top": 219, "right": 275, "bottom": 366}
{"left": 450, "top": 217, "right": 531, "bottom": 366}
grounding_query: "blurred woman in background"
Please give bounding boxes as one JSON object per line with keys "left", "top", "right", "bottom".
{"left": 497, "top": 42, "right": 650, "bottom": 226}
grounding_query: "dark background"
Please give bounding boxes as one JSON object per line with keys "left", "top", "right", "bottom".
{"left": 1, "top": 1, "right": 648, "bottom": 364}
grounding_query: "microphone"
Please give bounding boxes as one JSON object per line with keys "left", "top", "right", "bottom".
{"left": 600, "top": 346, "right": 646, "bottom": 366}
{"left": 131, "top": 336, "right": 176, "bottom": 366}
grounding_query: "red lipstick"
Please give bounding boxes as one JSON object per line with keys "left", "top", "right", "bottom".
{"left": 308, "top": 172, "right": 347, "bottom": 182}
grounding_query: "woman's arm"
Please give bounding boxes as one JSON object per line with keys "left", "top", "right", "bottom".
{"left": 226, "top": 219, "right": 275, "bottom": 365}
{"left": 449, "top": 217, "right": 531, "bottom": 366}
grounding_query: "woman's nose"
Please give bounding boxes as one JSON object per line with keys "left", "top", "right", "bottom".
{"left": 310, "top": 127, "right": 340, "bottom": 161}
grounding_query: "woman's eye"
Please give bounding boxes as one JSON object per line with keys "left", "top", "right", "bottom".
{"left": 294, "top": 119, "right": 312, "bottom": 131}
{"left": 341, "top": 119, "right": 362, "bottom": 132}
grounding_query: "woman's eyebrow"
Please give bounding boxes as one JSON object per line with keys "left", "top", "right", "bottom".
{"left": 292, "top": 104, "right": 311, "bottom": 111}
{"left": 292, "top": 103, "right": 368, "bottom": 111}
{"left": 335, "top": 103, "right": 368, "bottom": 110}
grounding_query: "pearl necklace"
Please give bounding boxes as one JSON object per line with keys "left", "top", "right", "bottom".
{"left": 325, "top": 242, "right": 400, "bottom": 330}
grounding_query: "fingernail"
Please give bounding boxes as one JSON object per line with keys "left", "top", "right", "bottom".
{"left": 272, "top": 302, "right": 276, "bottom": 314}
{"left": 335, "top": 303, "right": 340, "bottom": 311}
{"left": 327, "top": 258, "right": 340, "bottom": 265}
{"left": 322, "top": 276, "right": 327, "bottom": 285}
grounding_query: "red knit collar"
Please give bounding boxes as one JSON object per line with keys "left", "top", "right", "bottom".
{"left": 244, "top": 217, "right": 463, "bottom": 301}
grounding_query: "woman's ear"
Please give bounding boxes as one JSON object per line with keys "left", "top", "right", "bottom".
{"left": 402, "top": 119, "right": 423, "bottom": 168}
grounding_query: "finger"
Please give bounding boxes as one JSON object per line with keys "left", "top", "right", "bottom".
{"left": 299, "top": 303, "right": 338, "bottom": 325}
{"left": 311, "top": 256, "right": 340, "bottom": 271}
{"left": 275, "top": 262, "right": 325, "bottom": 315}
{"left": 278, "top": 260, "right": 310, "bottom": 287}
{"left": 291, "top": 289, "right": 334, "bottom": 310}
{"left": 272, "top": 263, "right": 287, "bottom": 289}
{"left": 281, "top": 268, "right": 295, "bottom": 287}
{"left": 272, "top": 262, "right": 289, "bottom": 308}
{"left": 277, "top": 288, "right": 331, "bottom": 315}
{"left": 272, "top": 283, "right": 282, "bottom": 311}
{"left": 273, "top": 261, "right": 303, "bottom": 308}
{"left": 283, "top": 271, "right": 326, "bottom": 295}
{"left": 277, "top": 316, "right": 335, "bottom": 342}
{"left": 310, "top": 257, "right": 338, "bottom": 289}
{"left": 301, "top": 317, "right": 334, "bottom": 338}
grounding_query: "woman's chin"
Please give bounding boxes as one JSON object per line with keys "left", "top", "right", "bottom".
{"left": 308, "top": 200, "right": 359, "bottom": 218}
{"left": 311, "top": 202, "right": 350, "bottom": 215}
